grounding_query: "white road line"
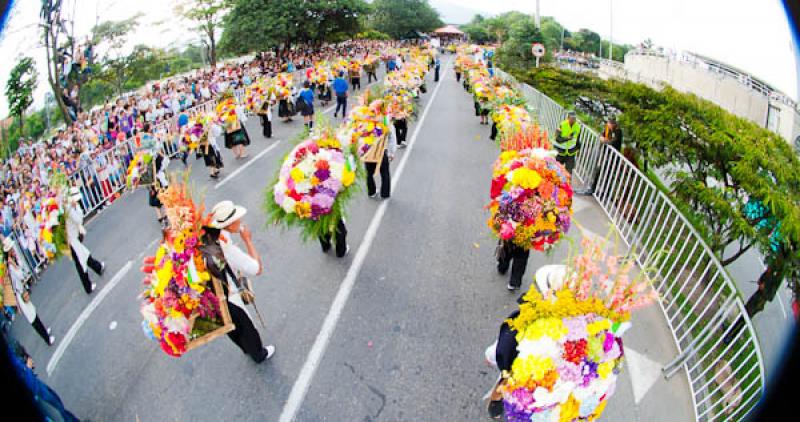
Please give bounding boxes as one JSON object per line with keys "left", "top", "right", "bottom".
{"left": 278, "top": 58, "right": 451, "bottom": 422}
{"left": 214, "top": 140, "right": 283, "bottom": 190}
{"left": 46, "top": 260, "right": 133, "bottom": 376}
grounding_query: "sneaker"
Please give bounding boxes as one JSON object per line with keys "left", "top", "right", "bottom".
{"left": 48, "top": 335, "right": 55, "bottom": 346}
{"left": 100, "top": 262, "right": 106, "bottom": 276}
{"left": 264, "top": 345, "right": 276, "bottom": 360}
{"left": 397, "top": 143, "right": 407, "bottom": 149}
{"left": 90, "top": 282, "right": 97, "bottom": 293}
{"left": 507, "top": 283, "right": 519, "bottom": 291}
{"left": 488, "top": 399, "right": 505, "bottom": 419}
{"left": 47, "top": 327, "right": 52, "bottom": 335}
{"left": 368, "top": 192, "right": 377, "bottom": 198}
{"left": 344, "top": 245, "right": 351, "bottom": 257}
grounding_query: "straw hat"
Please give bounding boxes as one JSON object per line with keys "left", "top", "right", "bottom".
{"left": 208, "top": 200, "right": 247, "bottom": 229}
{"left": 69, "top": 186, "right": 82, "bottom": 202}
{"left": 534, "top": 264, "right": 567, "bottom": 295}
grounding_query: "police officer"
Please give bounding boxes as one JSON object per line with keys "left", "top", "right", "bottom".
{"left": 553, "top": 111, "right": 582, "bottom": 174}
{"left": 579, "top": 117, "right": 622, "bottom": 195}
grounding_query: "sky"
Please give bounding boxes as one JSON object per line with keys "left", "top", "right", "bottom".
{"left": 0, "top": 0, "right": 797, "bottom": 117}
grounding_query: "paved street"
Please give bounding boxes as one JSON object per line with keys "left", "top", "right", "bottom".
{"left": 10, "top": 58, "right": 693, "bottom": 421}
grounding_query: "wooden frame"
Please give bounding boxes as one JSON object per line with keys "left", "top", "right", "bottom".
{"left": 185, "top": 276, "right": 235, "bottom": 352}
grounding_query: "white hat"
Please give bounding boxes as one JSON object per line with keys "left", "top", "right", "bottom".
{"left": 535, "top": 264, "right": 567, "bottom": 295}
{"left": 69, "top": 186, "right": 82, "bottom": 202}
{"left": 208, "top": 200, "right": 247, "bottom": 229}
{"left": 2, "top": 237, "right": 15, "bottom": 252}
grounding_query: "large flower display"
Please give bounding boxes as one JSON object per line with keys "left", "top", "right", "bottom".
{"left": 267, "top": 124, "right": 359, "bottom": 239}
{"left": 244, "top": 79, "right": 275, "bottom": 112}
{"left": 385, "top": 88, "right": 416, "bottom": 120}
{"left": 488, "top": 147, "right": 572, "bottom": 251}
{"left": 492, "top": 104, "right": 533, "bottom": 141}
{"left": 139, "top": 180, "right": 229, "bottom": 357}
{"left": 274, "top": 73, "right": 293, "bottom": 100}
{"left": 343, "top": 101, "right": 390, "bottom": 158}
{"left": 500, "top": 236, "right": 656, "bottom": 421}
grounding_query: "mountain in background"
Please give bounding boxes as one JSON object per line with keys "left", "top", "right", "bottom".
{"left": 429, "top": 0, "right": 488, "bottom": 25}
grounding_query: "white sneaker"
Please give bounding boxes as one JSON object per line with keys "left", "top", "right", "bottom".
{"left": 507, "top": 284, "right": 518, "bottom": 291}
{"left": 91, "top": 282, "right": 97, "bottom": 292}
{"left": 48, "top": 335, "right": 55, "bottom": 346}
{"left": 47, "top": 327, "right": 51, "bottom": 335}
{"left": 344, "top": 245, "right": 351, "bottom": 256}
{"left": 368, "top": 193, "right": 377, "bottom": 198}
{"left": 265, "top": 345, "right": 276, "bottom": 360}
{"left": 100, "top": 262, "right": 106, "bottom": 275}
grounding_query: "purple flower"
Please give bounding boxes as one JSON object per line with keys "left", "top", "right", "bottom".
{"left": 604, "top": 332, "right": 615, "bottom": 352}
{"left": 314, "top": 168, "right": 330, "bottom": 182}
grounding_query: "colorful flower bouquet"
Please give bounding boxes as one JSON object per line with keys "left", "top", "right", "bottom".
{"left": 244, "top": 79, "right": 275, "bottom": 112}
{"left": 266, "top": 123, "right": 360, "bottom": 239}
{"left": 488, "top": 148, "right": 573, "bottom": 251}
{"left": 384, "top": 88, "right": 416, "bottom": 121}
{"left": 343, "top": 101, "right": 390, "bottom": 158}
{"left": 491, "top": 104, "right": 533, "bottom": 141}
{"left": 274, "top": 73, "right": 293, "bottom": 100}
{"left": 500, "top": 236, "right": 656, "bottom": 421}
{"left": 309, "top": 63, "right": 332, "bottom": 86}
{"left": 37, "top": 194, "right": 68, "bottom": 260}
{"left": 139, "top": 180, "right": 232, "bottom": 357}
{"left": 125, "top": 150, "right": 154, "bottom": 188}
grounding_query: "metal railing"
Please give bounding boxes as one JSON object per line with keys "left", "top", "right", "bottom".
{"left": 497, "top": 68, "right": 765, "bottom": 421}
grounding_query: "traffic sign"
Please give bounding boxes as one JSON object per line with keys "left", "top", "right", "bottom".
{"left": 531, "top": 43, "right": 546, "bottom": 58}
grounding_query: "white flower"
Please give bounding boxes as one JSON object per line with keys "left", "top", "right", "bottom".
{"left": 533, "top": 380, "right": 575, "bottom": 406}
{"left": 517, "top": 337, "right": 560, "bottom": 361}
{"left": 281, "top": 197, "right": 296, "bottom": 213}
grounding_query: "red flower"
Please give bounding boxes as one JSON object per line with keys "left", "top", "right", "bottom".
{"left": 490, "top": 175, "right": 507, "bottom": 198}
{"left": 316, "top": 159, "right": 330, "bottom": 171}
{"left": 563, "top": 339, "right": 588, "bottom": 364}
{"left": 288, "top": 189, "right": 302, "bottom": 201}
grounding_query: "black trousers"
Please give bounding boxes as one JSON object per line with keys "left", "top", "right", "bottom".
{"left": 365, "top": 150, "right": 391, "bottom": 198}
{"left": 434, "top": 67, "right": 440, "bottom": 81}
{"left": 456, "top": 72, "right": 461, "bottom": 82}
{"left": 319, "top": 219, "right": 348, "bottom": 257}
{"left": 557, "top": 154, "right": 576, "bottom": 174}
{"left": 226, "top": 302, "right": 267, "bottom": 362}
{"left": 474, "top": 101, "right": 480, "bottom": 116}
{"left": 335, "top": 95, "right": 347, "bottom": 116}
{"left": 490, "top": 123, "right": 497, "bottom": 140}
{"left": 367, "top": 71, "right": 377, "bottom": 83}
{"left": 32, "top": 316, "right": 50, "bottom": 344}
{"left": 71, "top": 246, "right": 102, "bottom": 294}
{"left": 497, "top": 242, "right": 531, "bottom": 288}
{"left": 259, "top": 114, "right": 272, "bottom": 138}
{"left": 394, "top": 119, "right": 408, "bottom": 145}
{"left": 351, "top": 77, "right": 361, "bottom": 90}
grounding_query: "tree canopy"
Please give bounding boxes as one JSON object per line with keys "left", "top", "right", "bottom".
{"left": 369, "top": 0, "right": 442, "bottom": 39}
{"left": 5, "top": 57, "right": 38, "bottom": 136}
{"left": 175, "top": 0, "right": 232, "bottom": 67}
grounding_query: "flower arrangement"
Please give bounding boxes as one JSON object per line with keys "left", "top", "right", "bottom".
{"left": 491, "top": 104, "right": 533, "bottom": 141}
{"left": 499, "top": 125, "right": 551, "bottom": 153}
{"left": 37, "top": 195, "right": 68, "bottom": 259}
{"left": 139, "top": 179, "right": 228, "bottom": 357}
{"left": 348, "top": 59, "right": 362, "bottom": 75}
{"left": 182, "top": 114, "right": 214, "bottom": 152}
{"left": 500, "top": 236, "right": 656, "bottom": 421}
{"left": 266, "top": 121, "right": 360, "bottom": 240}
{"left": 274, "top": 73, "right": 293, "bottom": 100}
{"left": 384, "top": 88, "right": 416, "bottom": 121}
{"left": 309, "top": 63, "right": 332, "bottom": 86}
{"left": 125, "top": 150, "right": 154, "bottom": 188}
{"left": 488, "top": 148, "right": 573, "bottom": 251}
{"left": 343, "top": 100, "right": 390, "bottom": 158}
{"left": 244, "top": 79, "right": 275, "bottom": 112}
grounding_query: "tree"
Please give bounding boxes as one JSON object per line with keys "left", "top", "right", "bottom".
{"left": 369, "top": 0, "right": 442, "bottom": 39}
{"left": 5, "top": 57, "right": 38, "bottom": 135}
{"left": 91, "top": 15, "right": 142, "bottom": 96}
{"left": 175, "top": 0, "right": 232, "bottom": 67}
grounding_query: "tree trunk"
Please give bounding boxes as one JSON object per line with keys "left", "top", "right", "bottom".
{"left": 209, "top": 30, "right": 217, "bottom": 68}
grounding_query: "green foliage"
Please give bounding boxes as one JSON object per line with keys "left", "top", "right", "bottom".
{"left": 221, "top": 0, "right": 368, "bottom": 54}
{"left": 175, "top": 0, "right": 232, "bottom": 66}
{"left": 355, "top": 29, "right": 392, "bottom": 41}
{"left": 5, "top": 57, "right": 38, "bottom": 134}
{"left": 369, "top": 0, "right": 442, "bottom": 39}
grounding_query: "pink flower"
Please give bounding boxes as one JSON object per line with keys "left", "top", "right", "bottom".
{"left": 500, "top": 222, "right": 515, "bottom": 240}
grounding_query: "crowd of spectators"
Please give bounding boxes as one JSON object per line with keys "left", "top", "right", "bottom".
{"left": 0, "top": 39, "right": 411, "bottom": 279}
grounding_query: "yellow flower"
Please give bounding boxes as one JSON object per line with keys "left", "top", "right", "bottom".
{"left": 597, "top": 361, "right": 614, "bottom": 379}
{"left": 295, "top": 201, "right": 312, "bottom": 218}
{"left": 559, "top": 395, "right": 581, "bottom": 422}
{"left": 590, "top": 400, "right": 608, "bottom": 420}
{"left": 290, "top": 167, "right": 305, "bottom": 183}
{"left": 341, "top": 170, "right": 355, "bottom": 187}
{"left": 520, "top": 317, "right": 568, "bottom": 341}
{"left": 587, "top": 319, "right": 611, "bottom": 335}
{"left": 511, "top": 354, "right": 554, "bottom": 383}
{"left": 311, "top": 176, "right": 320, "bottom": 186}
{"left": 511, "top": 168, "right": 542, "bottom": 190}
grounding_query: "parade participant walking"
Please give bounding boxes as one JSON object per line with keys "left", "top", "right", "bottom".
{"left": 393, "top": 115, "right": 408, "bottom": 148}
{"left": 350, "top": 63, "right": 362, "bottom": 91}
{"left": 333, "top": 72, "right": 349, "bottom": 118}
{"left": 66, "top": 187, "right": 105, "bottom": 294}
{"left": 553, "top": 111, "right": 582, "bottom": 174}
{"left": 319, "top": 218, "right": 349, "bottom": 258}
{"left": 365, "top": 109, "right": 397, "bottom": 199}
{"left": 257, "top": 93, "right": 275, "bottom": 138}
{"left": 434, "top": 56, "right": 441, "bottom": 82}
{"left": 495, "top": 240, "right": 530, "bottom": 291}
{"left": 223, "top": 101, "right": 251, "bottom": 159}
{"left": 365, "top": 58, "right": 378, "bottom": 83}
{"left": 297, "top": 81, "right": 315, "bottom": 130}
{"left": 203, "top": 119, "right": 225, "bottom": 179}
{"left": 201, "top": 201, "right": 275, "bottom": 364}
{"left": 578, "top": 117, "right": 622, "bottom": 196}
{"left": 148, "top": 149, "right": 169, "bottom": 225}
{"left": 4, "top": 239, "right": 54, "bottom": 346}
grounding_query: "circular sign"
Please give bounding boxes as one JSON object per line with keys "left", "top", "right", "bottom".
{"left": 532, "top": 43, "right": 546, "bottom": 58}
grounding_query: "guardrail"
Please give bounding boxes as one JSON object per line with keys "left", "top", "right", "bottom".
{"left": 497, "top": 68, "right": 765, "bottom": 421}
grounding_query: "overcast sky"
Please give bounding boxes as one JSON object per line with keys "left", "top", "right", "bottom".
{"left": 0, "top": 0, "right": 797, "bottom": 117}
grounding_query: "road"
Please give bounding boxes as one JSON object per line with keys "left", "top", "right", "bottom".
{"left": 10, "top": 58, "right": 693, "bottom": 421}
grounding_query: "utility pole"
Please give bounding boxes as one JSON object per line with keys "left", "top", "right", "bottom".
{"left": 609, "top": 0, "right": 614, "bottom": 60}
{"left": 560, "top": 27, "right": 565, "bottom": 51}
{"left": 535, "top": 0, "right": 541, "bottom": 29}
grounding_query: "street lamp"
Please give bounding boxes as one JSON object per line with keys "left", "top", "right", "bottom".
{"left": 609, "top": 0, "right": 614, "bottom": 60}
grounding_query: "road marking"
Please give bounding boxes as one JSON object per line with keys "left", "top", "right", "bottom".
{"left": 625, "top": 346, "right": 664, "bottom": 404}
{"left": 214, "top": 140, "right": 283, "bottom": 190}
{"left": 278, "top": 58, "right": 451, "bottom": 422}
{"left": 46, "top": 260, "right": 133, "bottom": 376}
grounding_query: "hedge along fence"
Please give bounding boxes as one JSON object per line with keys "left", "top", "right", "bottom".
{"left": 496, "top": 68, "right": 765, "bottom": 421}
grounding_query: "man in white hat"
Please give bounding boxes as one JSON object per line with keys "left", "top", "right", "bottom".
{"left": 4, "top": 237, "right": 55, "bottom": 345}
{"left": 199, "top": 200, "right": 275, "bottom": 363}
{"left": 66, "top": 186, "right": 105, "bottom": 294}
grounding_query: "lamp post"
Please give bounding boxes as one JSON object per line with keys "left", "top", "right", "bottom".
{"left": 535, "top": 0, "right": 541, "bottom": 29}
{"left": 609, "top": 0, "right": 614, "bottom": 60}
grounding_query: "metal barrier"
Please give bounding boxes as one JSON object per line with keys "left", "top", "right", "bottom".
{"left": 498, "top": 69, "right": 765, "bottom": 421}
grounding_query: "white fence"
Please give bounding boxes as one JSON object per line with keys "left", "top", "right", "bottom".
{"left": 497, "top": 69, "right": 765, "bottom": 421}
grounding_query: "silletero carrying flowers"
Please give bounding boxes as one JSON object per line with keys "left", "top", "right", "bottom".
{"left": 266, "top": 122, "right": 359, "bottom": 239}
{"left": 139, "top": 179, "right": 232, "bottom": 357}
{"left": 488, "top": 141, "right": 573, "bottom": 252}
{"left": 492, "top": 235, "right": 657, "bottom": 421}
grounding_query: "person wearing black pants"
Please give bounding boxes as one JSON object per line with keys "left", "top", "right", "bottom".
{"left": 434, "top": 57, "right": 441, "bottom": 82}
{"left": 70, "top": 242, "right": 104, "bottom": 294}
{"left": 351, "top": 71, "right": 361, "bottom": 91}
{"left": 332, "top": 72, "right": 349, "bottom": 118}
{"left": 490, "top": 122, "right": 498, "bottom": 141}
{"left": 319, "top": 218, "right": 349, "bottom": 258}
{"left": 497, "top": 241, "right": 530, "bottom": 290}
{"left": 66, "top": 187, "right": 104, "bottom": 294}
{"left": 393, "top": 118, "right": 408, "bottom": 147}
{"left": 366, "top": 149, "right": 392, "bottom": 199}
